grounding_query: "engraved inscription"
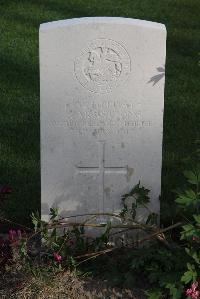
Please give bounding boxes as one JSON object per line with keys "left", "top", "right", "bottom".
{"left": 65, "top": 100, "right": 151, "bottom": 134}
{"left": 74, "top": 39, "right": 131, "bottom": 93}
{"left": 48, "top": 99, "right": 152, "bottom": 135}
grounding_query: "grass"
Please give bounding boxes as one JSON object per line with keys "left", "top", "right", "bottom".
{"left": 0, "top": 0, "right": 199, "bottom": 227}
{"left": 0, "top": 270, "right": 146, "bottom": 298}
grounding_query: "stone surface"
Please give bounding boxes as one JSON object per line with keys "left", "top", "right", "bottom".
{"left": 40, "top": 17, "right": 166, "bottom": 222}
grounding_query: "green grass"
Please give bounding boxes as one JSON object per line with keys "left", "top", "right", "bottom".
{"left": 0, "top": 0, "right": 199, "bottom": 226}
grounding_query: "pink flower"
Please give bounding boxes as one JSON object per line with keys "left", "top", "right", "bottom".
{"left": 192, "top": 292, "right": 199, "bottom": 299}
{"left": 186, "top": 289, "right": 193, "bottom": 296}
{"left": 8, "top": 229, "right": 17, "bottom": 242}
{"left": 53, "top": 252, "right": 62, "bottom": 262}
{"left": 192, "top": 236, "right": 197, "bottom": 241}
{"left": 192, "top": 283, "right": 198, "bottom": 291}
{"left": 186, "top": 282, "right": 199, "bottom": 299}
{"left": 8, "top": 229, "right": 22, "bottom": 244}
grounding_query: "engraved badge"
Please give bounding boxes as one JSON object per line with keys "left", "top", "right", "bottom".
{"left": 74, "top": 38, "right": 131, "bottom": 93}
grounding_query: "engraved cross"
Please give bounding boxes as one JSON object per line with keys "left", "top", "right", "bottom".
{"left": 76, "top": 141, "right": 128, "bottom": 211}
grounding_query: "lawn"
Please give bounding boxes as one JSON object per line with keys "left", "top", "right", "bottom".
{"left": 0, "top": 0, "right": 199, "bottom": 227}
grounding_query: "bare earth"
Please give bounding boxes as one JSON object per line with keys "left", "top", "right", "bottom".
{"left": 0, "top": 271, "right": 146, "bottom": 299}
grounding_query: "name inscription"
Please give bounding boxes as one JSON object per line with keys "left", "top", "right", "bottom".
{"left": 48, "top": 100, "right": 151, "bottom": 135}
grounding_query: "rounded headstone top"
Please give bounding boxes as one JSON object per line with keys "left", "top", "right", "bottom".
{"left": 40, "top": 17, "right": 166, "bottom": 32}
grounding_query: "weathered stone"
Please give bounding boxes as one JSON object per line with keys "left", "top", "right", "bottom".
{"left": 40, "top": 17, "right": 166, "bottom": 223}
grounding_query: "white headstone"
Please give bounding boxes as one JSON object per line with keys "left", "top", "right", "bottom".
{"left": 40, "top": 17, "right": 166, "bottom": 223}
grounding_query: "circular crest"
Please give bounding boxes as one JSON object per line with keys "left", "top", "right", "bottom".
{"left": 74, "top": 38, "right": 131, "bottom": 93}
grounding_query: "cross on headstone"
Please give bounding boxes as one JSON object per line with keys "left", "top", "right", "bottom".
{"left": 76, "top": 141, "right": 128, "bottom": 211}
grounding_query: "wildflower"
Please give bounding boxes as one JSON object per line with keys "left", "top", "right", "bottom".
{"left": 8, "top": 229, "right": 17, "bottom": 242}
{"left": 186, "top": 291, "right": 192, "bottom": 298}
{"left": 186, "top": 282, "right": 199, "bottom": 299}
{"left": 8, "top": 229, "right": 22, "bottom": 244}
{"left": 53, "top": 252, "right": 62, "bottom": 262}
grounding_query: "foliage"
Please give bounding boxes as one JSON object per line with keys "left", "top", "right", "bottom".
{"left": 176, "top": 168, "right": 200, "bottom": 290}
{"left": 142, "top": 166, "right": 200, "bottom": 298}
{"left": 120, "top": 181, "right": 159, "bottom": 228}
{"left": 1, "top": 166, "right": 200, "bottom": 298}
{"left": 77, "top": 167, "right": 200, "bottom": 299}
{"left": 121, "top": 181, "right": 150, "bottom": 220}
{"left": 7, "top": 208, "right": 113, "bottom": 277}
{"left": 0, "top": 181, "right": 157, "bottom": 275}
{"left": 144, "top": 167, "right": 200, "bottom": 298}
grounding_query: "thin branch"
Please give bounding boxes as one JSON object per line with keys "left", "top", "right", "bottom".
{"left": 48, "top": 222, "right": 147, "bottom": 230}
{"left": 58, "top": 213, "right": 122, "bottom": 220}
{"left": 137, "top": 222, "right": 182, "bottom": 245}
{"left": 0, "top": 216, "right": 32, "bottom": 231}
{"left": 75, "top": 222, "right": 182, "bottom": 264}
{"left": 75, "top": 248, "right": 115, "bottom": 266}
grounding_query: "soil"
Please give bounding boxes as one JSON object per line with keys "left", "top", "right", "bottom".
{"left": 0, "top": 271, "right": 147, "bottom": 299}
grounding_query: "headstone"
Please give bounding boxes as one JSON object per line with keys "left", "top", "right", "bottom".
{"left": 40, "top": 17, "right": 166, "bottom": 224}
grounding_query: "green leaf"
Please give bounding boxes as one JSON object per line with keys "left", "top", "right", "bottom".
{"left": 185, "top": 248, "right": 200, "bottom": 264}
{"left": 181, "top": 263, "right": 197, "bottom": 284}
{"left": 193, "top": 214, "right": 200, "bottom": 224}
{"left": 181, "top": 270, "right": 193, "bottom": 284}
{"left": 145, "top": 290, "right": 163, "bottom": 299}
{"left": 181, "top": 224, "right": 195, "bottom": 239}
{"left": 146, "top": 213, "right": 158, "bottom": 226}
{"left": 182, "top": 224, "right": 194, "bottom": 232}
{"left": 185, "top": 189, "right": 196, "bottom": 199}
{"left": 165, "top": 283, "right": 182, "bottom": 299}
{"left": 183, "top": 171, "right": 199, "bottom": 185}
{"left": 50, "top": 207, "right": 59, "bottom": 220}
{"left": 175, "top": 194, "right": 194, "bottom": 206}
{"left": 31, "top": 212, "right": 40, "bottom": 232}
{"left": 51, "top": 242, "right": 60, "bottom": 249}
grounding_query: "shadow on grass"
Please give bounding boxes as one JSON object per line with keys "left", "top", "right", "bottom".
{"left": 1, "top": 159, "right": 40, "bottom": 228}
{"left": 0, "top": 52, "right": 39, "bottom": 93}
{"left": 0, "top": 0, "right": 93, "bottom": 29}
